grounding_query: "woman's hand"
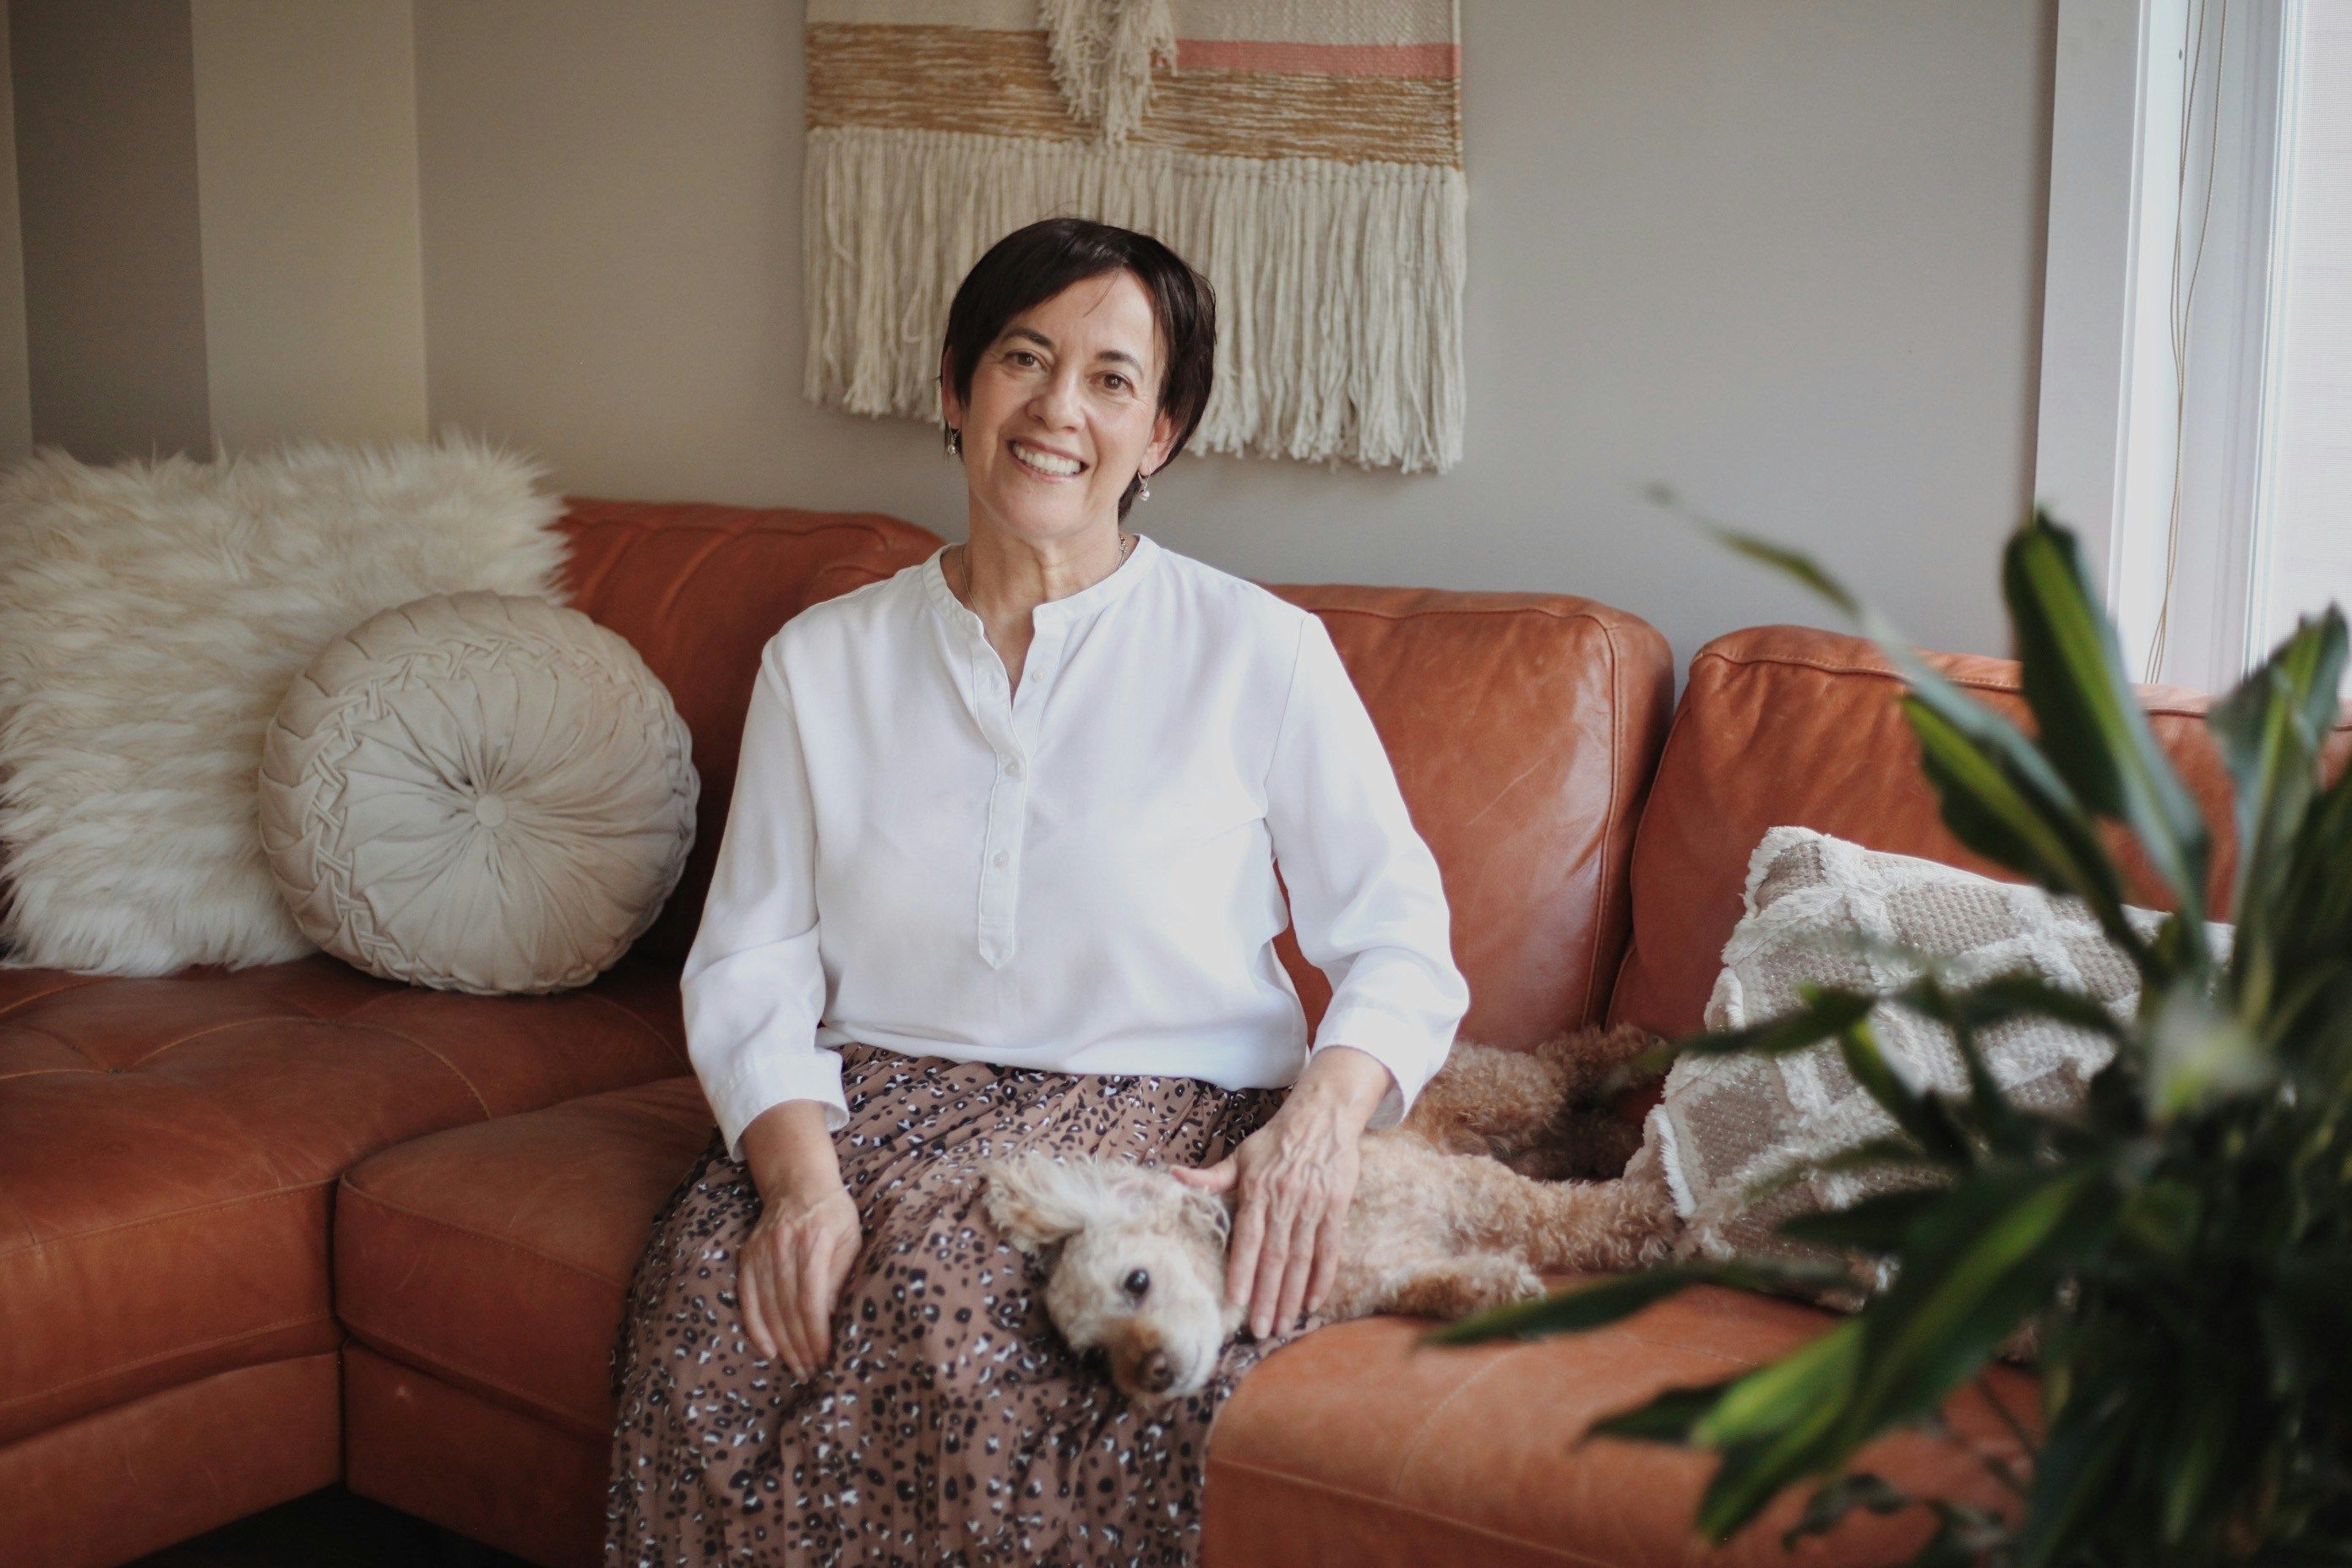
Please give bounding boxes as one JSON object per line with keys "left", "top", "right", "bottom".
{"left": 1171, "top": 1045, "right": 1391, "bottom": 1338}
{"left": 738, "top": 1184, "right": 862, "bottom": 1381}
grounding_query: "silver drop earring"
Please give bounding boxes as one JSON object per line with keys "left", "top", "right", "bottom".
{"left": 946, "top": 427, "right": 962, "bottom": 457}
{"left": 1136, "top": 468, "right": 1152, "bottom": 502}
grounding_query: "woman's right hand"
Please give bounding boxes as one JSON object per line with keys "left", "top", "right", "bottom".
{"left": 738, "top": 1184, "right": 862, "bottom": 1381}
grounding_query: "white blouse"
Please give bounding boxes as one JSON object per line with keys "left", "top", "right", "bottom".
{"left": 680, "top": 531, "right": 1472, "bottom": 1163}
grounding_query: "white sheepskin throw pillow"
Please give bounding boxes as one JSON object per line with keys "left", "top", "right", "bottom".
{"left": 0, "top": 433, "right": 571, "bottom": 975}
{"left": 259, "top": 592, "right": 697, "bottom": 994}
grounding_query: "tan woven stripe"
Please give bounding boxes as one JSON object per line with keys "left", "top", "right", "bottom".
{"left": 807, "top": 23, "right": 1462, "bottom": 168}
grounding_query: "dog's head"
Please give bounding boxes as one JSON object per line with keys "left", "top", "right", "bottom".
{"left": 983, "top": 1149, "right": 1244, "bottom": 1406}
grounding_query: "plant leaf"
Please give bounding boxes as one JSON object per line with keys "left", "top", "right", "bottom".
{"left": 1584, "top": 1380, "right": 1736, "bottom": 1446}
{"left": 1420, "top": 1258, "right": 1854, "bottom": 1347}
{"left": 1835, "top": 1017, "right": 1974, "bottom": 1165}
{"left": 1633, "top": 987, "right": 1881, "bottom": 1077}
{"left": 2002, "top": 513, "right": 2213, "bottom": 930}
{"left": 1842, "top": 1165, "right": 2116, "bottom": 1444}
{"left": 2209, "top": 609, "right": 2349, "bottom": 993}
{"left": 1778, "top": 1188, "right": 1946, "bottom": 1255}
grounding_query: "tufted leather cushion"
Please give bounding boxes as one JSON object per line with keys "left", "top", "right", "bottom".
{"left": 259, "top": 591, "right": 699, "bottom": 994}
{"left": 0, "top": 952, "right": 687, "bottom": 1451}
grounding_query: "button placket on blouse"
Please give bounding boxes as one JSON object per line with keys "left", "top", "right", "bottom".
{"left": 963, "top": 608, "right": 1070, "bottom": 971}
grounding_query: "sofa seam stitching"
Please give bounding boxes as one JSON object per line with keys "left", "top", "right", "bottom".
{"left": 0, "top": 1181, "right": 319, "bottom": 1262}
{"left": 1694, "top": 646, "right": 2238, "bottom": 719}
{"left": 0, "top": 976, "right": 103, "bottom": 1022}
{"left": 337, "top": 1184, "right": 631, "bottom": 1290}
{"left": 333, "top": 1021, "right": 495, "bottom": 1120}
{"left": 0, "top": 1309, "right": 335, "bottom": 1412}
{"left": 1382, "top": 1344, "right": 1533, "bottom": 1494}
{"left": 572, "top": 988, "right": 683, "bottom": 1063}
{"left": 123, "top": 1015, "right": 318, "bottom": 1070}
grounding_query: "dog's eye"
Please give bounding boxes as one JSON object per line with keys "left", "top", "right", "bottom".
{"left": 1123, "top": 1267, "right": 1151, "bottom": 1298}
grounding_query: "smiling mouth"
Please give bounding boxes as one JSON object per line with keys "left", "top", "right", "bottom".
{"left": 1009, "top": 440, "right": 1087, "bottom": 481}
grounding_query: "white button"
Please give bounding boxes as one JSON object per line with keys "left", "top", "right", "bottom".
{"left": 993, "top": 849, "right": 1010, "bottom": 867}
{"left": 1004, "top": 758, "right": 1023, "bottom": 778}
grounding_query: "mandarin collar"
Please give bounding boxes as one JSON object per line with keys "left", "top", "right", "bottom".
{"left": 923, "top": 532, "right": 1161, "bottom": 635}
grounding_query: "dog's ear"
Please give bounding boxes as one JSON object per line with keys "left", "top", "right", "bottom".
{"left": 1167, "top": 1179, "right": 1235, "bottom": 1250}
{"left": 984, "top": 1150, "right": 1143, "bottom": 1255}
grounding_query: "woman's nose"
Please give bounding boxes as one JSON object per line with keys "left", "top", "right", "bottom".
{"left": 1031, "top": 371, "right": 1083, "bottom": 426}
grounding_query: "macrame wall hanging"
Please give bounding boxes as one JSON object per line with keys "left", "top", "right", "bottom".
{"left": 803, "top": 0, "right": 1467, "bottom": 475}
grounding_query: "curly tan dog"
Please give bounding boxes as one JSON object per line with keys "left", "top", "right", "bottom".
{"left": 982, "top": 1026, "right": 1677, "bottom": 1405}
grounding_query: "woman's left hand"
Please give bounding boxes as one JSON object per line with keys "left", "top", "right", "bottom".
{"left": 1171, "top": 1046, "right": 1390, "bottom": 1338}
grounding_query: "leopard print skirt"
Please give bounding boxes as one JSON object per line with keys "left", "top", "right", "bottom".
{"left": 603, "top": 1040, "right": 1317, "bottom": 1567}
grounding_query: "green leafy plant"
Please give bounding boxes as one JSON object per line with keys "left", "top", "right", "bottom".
{"left": 1429, "top": 508, "right": 2352, "bottom": 1565}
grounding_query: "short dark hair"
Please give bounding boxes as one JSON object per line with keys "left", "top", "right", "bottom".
{"left": 939, "top": 218, "right": 1217, "bottom": 521}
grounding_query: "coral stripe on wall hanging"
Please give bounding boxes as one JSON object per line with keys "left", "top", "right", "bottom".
{"left": 803, "top": 0, "right": 1467, "bottom": 474}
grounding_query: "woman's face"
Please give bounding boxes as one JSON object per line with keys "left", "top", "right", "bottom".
{"left": 943, "top": 270, "right": 1179, "bottom": 546}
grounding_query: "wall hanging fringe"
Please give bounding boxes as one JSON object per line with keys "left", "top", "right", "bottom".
{"left": 803, "top": 0, "right": 1467, "bottom": 475}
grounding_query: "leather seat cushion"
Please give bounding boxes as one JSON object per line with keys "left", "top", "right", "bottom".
{"left": 1206, "top": 1282, "right": 2038, "bottom": 1567}
{"left": 0, "top": 951, "right": 686, "bottom": 1446}
{"left": 335, "top": 1075, "right": 715, "bottom": 1439}
{"left": 335, "top": 1081, "right": 2037, "bottom": 1566}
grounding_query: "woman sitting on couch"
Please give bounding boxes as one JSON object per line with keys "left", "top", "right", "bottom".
{"left": 604, "top": 215, "right": 1471, "bottom": 1566}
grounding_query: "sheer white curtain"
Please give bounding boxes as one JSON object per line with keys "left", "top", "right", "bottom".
{"left": 2251, "top": 2, "right": 2352, "bottom": 686}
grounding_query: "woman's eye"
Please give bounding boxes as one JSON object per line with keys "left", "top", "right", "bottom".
{"left": 1009, "top": 350, "right": 1040, "bottom": 368}
{"left": 1103, "top": 373, "right": 1129, "bottom": 392}
{"left": 1123, "top": 1267, "right": 1151, "bottom": 1298}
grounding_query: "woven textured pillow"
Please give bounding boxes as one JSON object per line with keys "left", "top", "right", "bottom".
{"left": 259, "top": 591, "right": 699, "bottom": 994}
{"left": 1636, "top": 825, "right": 2228, "bottom": 1310}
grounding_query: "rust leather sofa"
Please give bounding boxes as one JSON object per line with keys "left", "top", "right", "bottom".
{"left": 12, "top": 498, "right": 2329, "bottom": 1568}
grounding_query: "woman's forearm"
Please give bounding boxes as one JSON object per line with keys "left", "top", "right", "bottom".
{"left": 1285, "top": 1043, "right": 1394, "bottom": 1134}
{"left": 737, "top": 1098, "right": 847, "bottom": 1202}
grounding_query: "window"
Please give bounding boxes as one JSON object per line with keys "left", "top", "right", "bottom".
{"left": 2248, "top": 3, "right": 2352, "bottom": 672}
{"left": 2035, "top": 0, "right": 2350, "bottom": 694}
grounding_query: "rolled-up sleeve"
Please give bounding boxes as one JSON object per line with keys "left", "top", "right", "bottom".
{"left": 1262, "top": 611, "right": 1473, "bottom": 1129}
{"left": 680, "top": 641, "right": 846, "bottom": 1162}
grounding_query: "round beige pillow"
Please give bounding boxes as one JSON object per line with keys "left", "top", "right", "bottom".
{"left": 259, "top": 591, "right": 699, "bottom": 994}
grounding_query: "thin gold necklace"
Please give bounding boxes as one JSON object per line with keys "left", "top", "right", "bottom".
{"left": 951, "top": 531, "right": 1133, "bottom": 610}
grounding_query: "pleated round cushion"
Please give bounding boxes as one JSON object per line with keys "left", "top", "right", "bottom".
{"left": 259, "top": 591, "right": 699, "bottom": 994}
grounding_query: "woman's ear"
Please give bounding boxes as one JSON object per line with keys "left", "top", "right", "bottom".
{"left": 939, "top": 347, "right": 962, "bottom": 428}
{"left": 1146, "top": 406, "right": 1177, "bottom": 475}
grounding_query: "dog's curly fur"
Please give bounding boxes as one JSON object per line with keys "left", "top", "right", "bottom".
{"left": 983, "top": 1027, "right": 1680, "bottom": 1405}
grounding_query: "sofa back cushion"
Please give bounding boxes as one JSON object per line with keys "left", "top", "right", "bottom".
{"left": 1607, "top": 623, "right": 2352, "bottom": 1038}
{"left": 555, "top": 496, "right": 1676, "bottom": 1042}
{"left": 1266, "top": 584, "right": 1674, "bottom": 1043}
{"left": 554, "top": 499, "right": 945, "bottom": 962}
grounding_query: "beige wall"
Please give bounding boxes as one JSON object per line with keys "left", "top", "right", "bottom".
{"left": 11, "top": 0, "right": 213, "bottom": 464}
{"left": 413, "top": 0, "right": 2057, "bottom": 665}
{"left": 3, "top": 0, "right": 427, "bottom": 466}
{"left": 189, "top": 0, "right": 428, "bottom": 454}
{"left": 13, "top": 1, "right": 2054, "bottom": 664}
{"left": 0, "top": 0, "right": 28, "bottom": 465}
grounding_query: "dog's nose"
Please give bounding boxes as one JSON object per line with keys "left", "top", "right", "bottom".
{"left": 1137, "top": 1349, "right": 1174, "bottom": 1393}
